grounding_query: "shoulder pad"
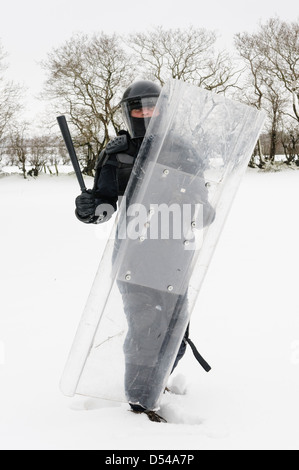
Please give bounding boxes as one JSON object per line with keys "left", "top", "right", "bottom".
{"left": 106, "top": 135, "right": 129, "bottom": 155}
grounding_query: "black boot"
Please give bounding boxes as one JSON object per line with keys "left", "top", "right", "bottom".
{"left": 130, "top": 404, "right": 167, "bottom": 423}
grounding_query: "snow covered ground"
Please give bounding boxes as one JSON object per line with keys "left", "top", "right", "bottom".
{"left": 0, "top": 168, "right": 298, "bottom": 450}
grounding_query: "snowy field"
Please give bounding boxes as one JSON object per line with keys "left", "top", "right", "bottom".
{"left": 0, "top": 168, "right": 298, "bottom": 450}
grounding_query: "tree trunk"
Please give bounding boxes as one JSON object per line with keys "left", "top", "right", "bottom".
{"left": 269, "top": 129, "right": 277, "bottom": 163}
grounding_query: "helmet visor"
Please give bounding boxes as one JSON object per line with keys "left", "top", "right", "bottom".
{"left": 121, "top": 96, "right": 159, "bottom": 138}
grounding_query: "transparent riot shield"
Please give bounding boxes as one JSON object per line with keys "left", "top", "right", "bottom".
{"left": 60, "top": 79, "right": 265, "bottom": 410}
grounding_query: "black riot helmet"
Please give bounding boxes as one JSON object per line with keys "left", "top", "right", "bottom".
{"left": 120, "top": 80, "right": 161, "bottom": 139}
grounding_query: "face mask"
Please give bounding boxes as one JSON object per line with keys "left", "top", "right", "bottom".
{"left": 130, "top": 116, "right": 152, "bottom": 139}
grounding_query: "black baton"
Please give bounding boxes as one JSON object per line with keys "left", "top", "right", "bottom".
{"left": 57, "top": 115, "right": 87, "bottom": 193}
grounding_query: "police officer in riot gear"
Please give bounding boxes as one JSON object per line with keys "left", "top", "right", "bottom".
{"left": 75, "top": 80, "right": 161, "bottom": 225}
{"left": 75, "top": 80, "right": 212, "bottom": 422}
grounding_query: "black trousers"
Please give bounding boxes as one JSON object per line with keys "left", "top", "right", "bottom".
{"left": 118, "top": 281, "right": 189, "bottom": 410}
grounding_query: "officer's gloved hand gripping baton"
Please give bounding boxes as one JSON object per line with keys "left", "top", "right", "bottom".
{"left": 57, "top": 115, "right": 114, "bottom": 224}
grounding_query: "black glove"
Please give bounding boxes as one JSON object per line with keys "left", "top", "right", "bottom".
{"left": 75, "top": 190, "right": 96, "bottom": 223}
{"left": 75, "top": 190, "right": 116, "bottom": 224}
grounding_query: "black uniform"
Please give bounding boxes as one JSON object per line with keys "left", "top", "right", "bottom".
{"left": 94, "top": 131, "right": 187, "bottom": 395}
{"left": 75, "top": 80, "right": 213, "bottom": 413}
{"left": 81, "top": 129, "right": 214, "bottom": 410}
{"left": 92, "top": 131, "right": 142, "bottom": 208}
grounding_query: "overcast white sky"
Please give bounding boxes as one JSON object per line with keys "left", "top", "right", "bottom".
{"left": 0, "top": 0, "right": 298, "bottom": 123}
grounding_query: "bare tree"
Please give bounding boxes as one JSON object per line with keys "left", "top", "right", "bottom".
{"left": 7, "top": 122, "right": 29, "bottom": 179}
{"left": 236, "top": 18, "right": 299, "bottom": 123}
{"left": 45, "top": 135, "right": 65, "bottom": 175}
{"left": 28, "top": 135, "right": 51, "bottom": 175}
{"left": 128, "top": 26, "right": 240, "bottom": 93}
{"left": 0, "top": 42, "right": 23, "bottom": 143}
{"left": 256, "top": 18, "right": 299, "bottom": 123}
{"left": 42, "top": 32, "right": 137, "bottom": 175}
{"left": 234, "top": 26, "right": 294, "bottom": 166}
{"left": 263, "top": 78, "right": 288, "bottom": 162}
{"left": 280, "top": 124, "right": 299, "bottom": 165}
{"left": 234, "top": 32, "right": 268, "bottom": 166}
